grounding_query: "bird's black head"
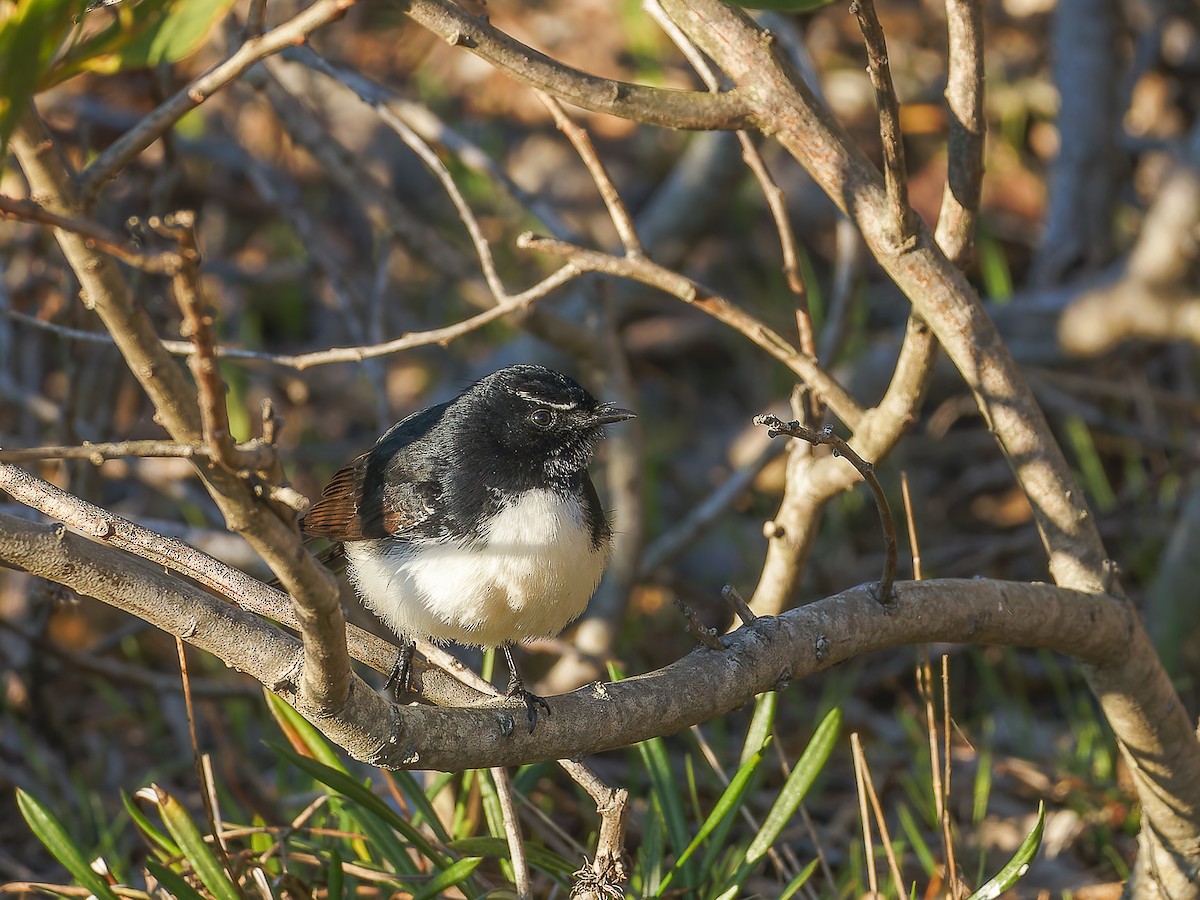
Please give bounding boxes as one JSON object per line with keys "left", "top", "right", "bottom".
{"left": 459, "top": 364, "right": 635, "bottom": 486}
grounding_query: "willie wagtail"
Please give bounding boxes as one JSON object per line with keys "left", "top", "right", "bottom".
{"left": 301, "top": 364, "right": 635, "bottom": 729}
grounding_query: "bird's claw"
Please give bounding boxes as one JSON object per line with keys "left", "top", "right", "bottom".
{"left": 386, "top": 641, "right": 415, "bottom": 696}
{"left": 506, "top": 685, "right": 551, "bottom": 733}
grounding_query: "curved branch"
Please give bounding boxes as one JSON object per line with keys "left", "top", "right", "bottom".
{"left": 0, "top": 509, "right": 1146, "bottom": 771}
{"left": 401, "top": 0, "right": 753, "bottom": 131}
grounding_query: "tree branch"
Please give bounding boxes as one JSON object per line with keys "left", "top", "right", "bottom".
{"left": 400, "top": 0, "right": 753, "bottom": 131}
{"left": 0, "top": 508, "right": 1148, "bottom": 771}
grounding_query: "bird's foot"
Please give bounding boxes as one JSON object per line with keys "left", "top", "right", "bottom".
{"left": 385, "top": 640, "right": 415, "bottom": 696}
{"left": 505, "top": 683, "right": 551, "bottom": 733}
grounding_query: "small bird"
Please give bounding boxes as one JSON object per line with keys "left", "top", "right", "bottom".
{"left": 301, "top": 364, "right": 635, "bottom": 730}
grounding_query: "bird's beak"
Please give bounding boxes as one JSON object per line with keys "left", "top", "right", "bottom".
{"left": 587, "top": 405, "right": 637, "bottom": 426}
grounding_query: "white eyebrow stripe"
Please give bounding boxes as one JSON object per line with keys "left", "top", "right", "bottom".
{"left": 511, "top": 389, "right": 577, "bottom": 409}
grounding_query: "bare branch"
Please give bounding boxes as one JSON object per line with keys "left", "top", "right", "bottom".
{"left": 0, "top": 508, "right": 1151, "bottom": 772}
{"left": 537, "top": 94, "right": 644, "bottom": 256}
{"left": 0, "top": 195, "right": 183, "bottom": 274}
{"left": 755, "top": 415, "right": 898, "bottom": 603}
{"left": 0, "top": 461, "right": 491, "bottom": 710}
{"left": 402, "top": 0, "right": 754, "bottom": 131}
{"left": 935, "top": 0, "right": 985, "bottom": 266}
{"left": 1, "top": 292, "right": 570, "bottom": 371}
{"left": 0, "top": 440, "right": 199, "bottom": 463}
{"left": 79, "top": 0, "right": 361, "bottom": 199}
{"left": 517, "top": 233, "right": 865, "bottom": 428}
{"left": 849, "top": 0, "right": 914, "bottom": 248}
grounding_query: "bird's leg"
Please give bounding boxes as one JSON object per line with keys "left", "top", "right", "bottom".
{"left": 502, "top": 644, "right": 550, "bottom": 733}
{"left": 386, "top": 638, "right": 416, "bottom": 696}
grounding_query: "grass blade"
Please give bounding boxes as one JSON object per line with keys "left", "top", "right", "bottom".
{"left": 967, "top": 801, "right": 1045, "bottom": 900}
{"left": 135, "top": 785, "right": 239, "bottom": 900}
{"left": 15, "top": 789, "right": 121, "bottom": 900}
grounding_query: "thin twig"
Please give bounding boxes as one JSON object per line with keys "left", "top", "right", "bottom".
{"left": 721, "top": 584, "right": 757, "bottom": 626}
{"left": 518, "top": 233, "right": 865, "bottom": 428}
{"left": 755, "top": 415, "right": 897, "bottom": 602}
{"left": 0, "top": 290, "right": 567, "bottom": 371}
{"left": 942, "top": 653, "right": 958, "bottom": 895}
{"left": 851, "top": 732, "right": 906, "bottom": 897}
{"left": 79, "top": 0, "right": 361, "bottom": 199}
{"left": 537, "top": 94, "right": 643, "bottom": 256}
{"left": 850, "top": 0, "right": 915, "bottom": 248}
{"left": 0, "top": 440, "right": 199, "bottom": 463}
{"left": 176, "top": 639, "right": 237, "bottom": 881}
{"left": 489, "top": 768, "right": 531, "bottom": 899}
{"left": 156, "top": 211, "right": 273, "bottom": 474}
{"left": 644, "top": 0, "right": 814, "bottom": 359}
{"left": 673, "top": 597, "right": 724, "bottom": 650}
{"left": 0, "top": 195, "right": 184, "bottom": 274}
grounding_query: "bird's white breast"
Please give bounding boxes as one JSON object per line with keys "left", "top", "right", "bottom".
{"left": 344, "top": 489, "right": 608, "bottom": 647}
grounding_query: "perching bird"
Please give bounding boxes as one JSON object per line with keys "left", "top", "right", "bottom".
{"left": 301, "top": 364, "right": 635, "bottom": 730}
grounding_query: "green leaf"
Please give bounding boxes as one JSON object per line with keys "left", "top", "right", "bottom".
{"left": 0, "top": 0, "right": 85, "bottom": 153}
{"left": 42, "top": 0, "right": 235, "bottom": 87}
{"left": 412, "top": 857, "right": 484, "bottom": 900}
{"left": 723, "top": 707, "right": 841, "bottom": 892}
{"left": 135, "top": 785, "right": 240, "bottom": 900}
{"left": 15, "top": 789, "right": 121, "bottom": 900}
{"left": 144, "top": 859, "right": 208, "bottom": 900}
{"left": 122, "top": 793, "right": 180, "bottom": 859}
{"left": 779, "top": 859, "right": 819, "bottom": 899}
{"left": 270, "top": 741, "right": 452, "bottom": 870}
{"left": 449, "top": 837, "right": 576, "bottom": 880}
{"left": 637, "top": 735, "right": 694, "bottom": 887}
{"left": 657, "top": 742, "right": 769, "bottom": 895}
{"left": 967, "top": 801, "right": 1045, "bottom": 899}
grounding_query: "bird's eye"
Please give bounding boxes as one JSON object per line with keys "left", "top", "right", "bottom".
{"left": 530, "top": 408, "right": 554, "bottom": 428}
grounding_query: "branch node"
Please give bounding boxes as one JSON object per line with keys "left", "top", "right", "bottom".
{"left": 815, "top": 634, "right": 832, "bottom": 661}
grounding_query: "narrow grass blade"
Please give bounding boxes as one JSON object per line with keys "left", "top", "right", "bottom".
{"left": 270, "top": 742, "right": 449, "bottom": 869}
{"left": 144, "top": 859, "right": 208, "bottom": 900}
{"left": 657, "top": 743, "right": 769, "bottom": 895}
{"left": 779, "top": 859, "right": 819, "bottom": 899}
{"left": 897, "top": 803, "right": 936, "bottom": 876}
{"left": 122, "top": 793, "right": 180, "bottom": 859}
{"left": 264, "top": 689, "right": 344, "bottom": 769}
{"left": 740, "top": 692, "right": 778, "bottom": 766}
{"left": 636, "top": 735, "right": 693, "bottom": 883}
{"left": 135, "top": 785, "right": 239, "bottom": 900}
{"left": 412, "top": 857, "right": 484, "bottom": 900}
{"left": 723, "top": 707, "right": 841, "bottom": 892}
{"left": 15, "top": 789, "right": 121, "bottom": 900}
{"left": 967, "top": 801, "right": 1045, "bottom": 900}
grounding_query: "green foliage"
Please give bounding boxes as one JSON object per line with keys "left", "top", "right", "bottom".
{"left": 967, "top": 801, "right": 1046, "bottom": 899}
{"left": 0, "top": 0, "right": 235, "bottom": 155}
{"left": 0, "top": 0, "right": 86, "bottom": 152}
{"left": 15, "top": 788, "right": 122, "bottom": 900}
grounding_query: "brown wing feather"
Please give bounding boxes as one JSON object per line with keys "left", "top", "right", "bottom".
{"left": 301, "top": 456, "right": 370, "bottom": 540}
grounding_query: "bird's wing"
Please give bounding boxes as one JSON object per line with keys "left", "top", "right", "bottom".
{"left": 300, "top": 404, "right": 447, "bottom": 542}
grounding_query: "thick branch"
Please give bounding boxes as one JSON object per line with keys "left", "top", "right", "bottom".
{"left": 400, "top": 0, "right": 753, "bottom": 131}
{"left": 0, "top": 462, "right": 491, "bottom": 709}
{"left": 657, "top": 1, "right": 1200, "bottom": 886}
{"left": 0, "top": 509, "right": 1155, "bottom": 772}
